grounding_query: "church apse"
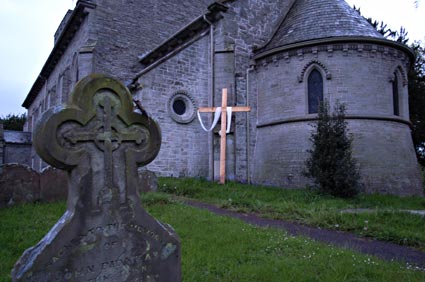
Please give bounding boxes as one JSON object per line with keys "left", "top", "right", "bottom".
{"left": 252, "top": 41, "right": 423, "bottom": 196}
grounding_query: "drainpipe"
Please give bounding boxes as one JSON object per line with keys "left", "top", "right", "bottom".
{"left": 246, "top": 64, "right": 255, "bottom": 184}
{"left": 203, "top": 15, "right": 215, "bottom": 181}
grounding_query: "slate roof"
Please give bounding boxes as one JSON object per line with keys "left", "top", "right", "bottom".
{"left": 257, "top": 0, "right": 384, "bottom": 55}
{"left": 4, "top": 131, "right": 32, "bottom": 144}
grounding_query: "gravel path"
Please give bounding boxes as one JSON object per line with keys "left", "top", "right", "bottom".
{"left": 185, "top": 200, "right": 425, "bottom": 269}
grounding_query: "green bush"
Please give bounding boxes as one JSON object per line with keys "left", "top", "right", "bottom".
{"left": 0, "top": 113, "right": 27, "bottom": 131}
{"left": 304, "top": 101, "right": 360, "bottom": 198}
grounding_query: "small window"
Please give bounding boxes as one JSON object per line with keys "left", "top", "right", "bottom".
{"left": 308, "top": 69, "right": 323, "bottom": 114}
{"left": 62, "top": 68, "right": 71, "bottom": 102}
{"left": 168, "top": 91, "right": 196, "bottom": 124}
{"left": 392, "top": 72, "right": 399, "bottom": 116}
{"left": 172, "top": 99, "right": 186, "bottom": 116}
{"left": 58, "top": 75, "right": 64, "bottom": 104}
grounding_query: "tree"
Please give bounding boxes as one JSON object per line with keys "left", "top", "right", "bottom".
{"left": 0, "top": 113, "right": 27, "bottom": 131}
{"left": 354, "top": 6, "right": 425, "bottom": 166}
{"left": 354, "top": 6, "right": 409, "bottom": 43}
{"left": 304, "top": 102, "right": 360, "bottom": 198}
{"left": 409, "top": 43, "right": 425, "bottom": 166}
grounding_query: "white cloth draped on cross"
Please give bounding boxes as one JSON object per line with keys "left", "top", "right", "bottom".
{"left": 197, "top": 107, "right": 233, "bottom": 135}
{"left": 197, "top": 88, "right": 250, "bottom": 184}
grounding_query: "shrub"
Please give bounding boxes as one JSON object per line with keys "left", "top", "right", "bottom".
{"left": 304, "top": 101, "right": 360, "bottom": 198}
{"left": 0, "top": 113, "right": 27, "bottom": 131}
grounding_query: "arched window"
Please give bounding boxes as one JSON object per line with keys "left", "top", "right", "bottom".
{"left": 308, "top": 69, "right": 323, "bottom": 114}
{"left": 392, "top": 72, "right": 399, "bottom": 116}
{"left": 71, "top": 52, "right": 79, "bottom": 86}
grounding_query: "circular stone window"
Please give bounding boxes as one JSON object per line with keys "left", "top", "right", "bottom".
{"left": 168, "top": 91, "right": 196, "bottom": 124}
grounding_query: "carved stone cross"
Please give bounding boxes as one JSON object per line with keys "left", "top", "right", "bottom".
{"left": 12, "top": 74, "right": 181, "bottom": 282}
{"left": 59, "top": 93, "right": 149, "bottom": 210}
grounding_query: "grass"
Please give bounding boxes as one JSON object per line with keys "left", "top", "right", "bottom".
{"left": 1, "top": 195, "right": 424, "bottom": 281}
{"left": 158, "top": 177, "right": 425, "bottom": 250}
{"left": 0, "top": 202, "right": 67, "bottom": 282}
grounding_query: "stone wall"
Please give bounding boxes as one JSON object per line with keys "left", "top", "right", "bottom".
{"left": 213, "top": 0, "right": 295, "bottom": 182}
{"left": 132, "top": 0, "right": 295, "bottom": 181}
{"left": 0, "top": 164, "right": 40, "bottom": 207}
{"left": 0, "top": 123, "right": 4, "bottom": 168}
{"left": 350, "top": 119, "right": 422, "bottom": 196}
{"left": 27, "top": 9, "right": 93, "bottom": 171}
{"left": 0, "top": 165, "right": 70, "bottom": 207}
{"left": 252, "top": 41, "right": 422, "bottom": 195}
{"left": 39, "top": 167, "right": 68, "bottom": 203}
{"left": 25, "top": 0, "right": 214, "bottom": 172}
{"left": 4, "top": 144, "right": 31, "bottom": 166}
{"left": 135, "top": 37, "right": 211, "bottom": 178}
{"left": 24, "top": 0, "right": 296, "bottom": 179}
{"left": 255, "top": 43, "right": 411, "bottom": 125}
{"left": 0, "top": 164, "right": 157, "bottom": 207}
{"left": 91, "top": 0, "right": 213, "bottom": 84}
{"left": 1, "top": 130, "right": 32, "bottom": 166}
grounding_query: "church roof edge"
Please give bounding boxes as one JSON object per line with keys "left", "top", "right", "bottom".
{"left": 254, "top": 36, "right": 415, "bottom": 62}
{"left": 22, "top": 0, "right": 97, "bottom": 109}
{"left": 4, "top": 130, "right": 32, "bottom": 144}
{"left": 257, "top": 0, "right": 390, "bottom": 55}
{"left": 137, "top": 2, "right": 228, "bottom": 67}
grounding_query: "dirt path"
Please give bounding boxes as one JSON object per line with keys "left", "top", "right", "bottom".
{"left": 184, "top": 200, "right": 425, "bottom": 269}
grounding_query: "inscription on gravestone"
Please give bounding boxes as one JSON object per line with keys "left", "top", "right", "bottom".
{"left": 12, "top": 74, "right": 181, "bottom": 282}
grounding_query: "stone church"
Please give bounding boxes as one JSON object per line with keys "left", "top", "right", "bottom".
{"left": 22, "top": 0, "right": 423, "bottom": 195}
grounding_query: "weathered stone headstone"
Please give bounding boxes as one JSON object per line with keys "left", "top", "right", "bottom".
{"left": 0, "top": 164, "right": 40, "bottom": 208}
{"left": 12, "top": 74, "right": 181, "bottom": 282}
{"left": 138, "top": 169, "right": 158, "bottom": 193}
{"left": 0, "top": 123, "right": 4, "bottom": 172}
{"left": 40, "top": 167, "right": 68, "bottom": 202}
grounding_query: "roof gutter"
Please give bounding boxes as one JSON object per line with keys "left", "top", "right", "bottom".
{"left": 254, "top": 36, "right": 415, "bottom": 62}
{"left": 130, "top": 2, "right": 227, "bottom": 85}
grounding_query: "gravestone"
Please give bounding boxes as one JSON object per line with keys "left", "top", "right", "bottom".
{"left": 12, "top": 74, "right": 181, "bottom": 282}
{"left": 138, "top": 169, "right": 158, "bottom": 193}
{"left": 39, "top": 167, "right": 68, "bottom": 202}
{"left": 0, "top": 164, "right": 40, "bottom": 207}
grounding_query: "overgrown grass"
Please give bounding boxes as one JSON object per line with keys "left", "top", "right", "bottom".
{"left": 1, "top": 197, "right": 424, "bottom": 281}
{"left": 159, "top": 177, "right": 425, "bottom": 250}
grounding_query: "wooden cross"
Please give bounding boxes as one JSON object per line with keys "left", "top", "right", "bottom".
{"left": 198, "top": 88, "right": 250, "bottom": 184}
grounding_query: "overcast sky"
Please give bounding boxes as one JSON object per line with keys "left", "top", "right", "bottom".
{"left": 0, "top": 0, "right": 424, "bottom": 117}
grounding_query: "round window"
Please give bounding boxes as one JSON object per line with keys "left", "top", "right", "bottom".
{"left": 172, "top": 99, "right": 186, "bottom": 115}
{"left": 168, "top": 91, "right": 196, "bottom": 124}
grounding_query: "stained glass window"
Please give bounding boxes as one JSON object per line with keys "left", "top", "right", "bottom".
{"left": 308, "top": 69, "right": 323, "bottom": 114}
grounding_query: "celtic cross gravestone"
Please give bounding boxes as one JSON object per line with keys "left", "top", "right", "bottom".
{"left": 12, "top": 74, "right": 181, "bottom": 282}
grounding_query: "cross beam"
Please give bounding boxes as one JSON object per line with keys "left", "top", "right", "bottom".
{"left": 198, "top": 88, "right": 250, "bottom": 184}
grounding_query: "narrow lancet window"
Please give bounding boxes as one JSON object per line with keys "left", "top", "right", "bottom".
{"left": 392, "top": 73, "right": 399, "bottom": 116}
{"left": 308, "top": 69, "right": 323, "bottom": 114}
